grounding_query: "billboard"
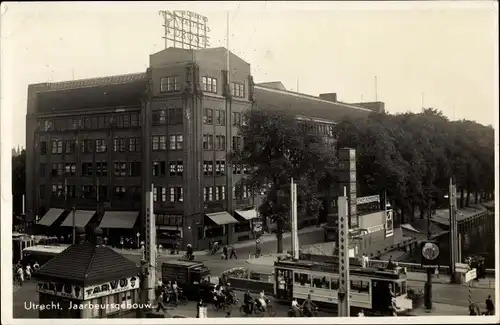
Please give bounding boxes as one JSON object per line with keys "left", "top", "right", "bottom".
{"left": 158, "top": 10, "right": 210, "bottom": 49}
{"left": 385, "top": 209, "right": 394, "bottom": 237}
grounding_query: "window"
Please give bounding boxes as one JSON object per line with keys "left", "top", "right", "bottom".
{"left": 39, "top": 163, "right": 46, "bottom": 177}
{"left": 169, "top": 135, "right": 183, "bottom": 150}
{"left": 82, "top": 185, "right": 94, "bottom": 199}
{"left": 82, "top": 163, "right": 93, "bottom": 177}
{"left": 113, "top": 138, "right": 126, "bottom": 152}
{"left": 51, "top": 140, "right": 63, "bottom": 154}
{"left": 95, "top": 139, "right": 107, "bottom": 153}
{"left": 312, "top": 275, "right": 330, "bottom": 289}
{"left": 131, "top": 112, "right": 140, "bottom": 127}
{"left": 204, "top": 108, "right": 213, "bottom": 124}
{"left": 233, "top": 164, "right": 242, "bottom": 175}
{"left": 160, "top": 76, "right": 181, "bottom": 92}
{"left": 232, "top": 136, "right": 242, "bottom": 151}
{"left": 243, "top": 165, "right": 250, "bottom": 174}
{"left": 43, "top": 120, "right": 53, "bottom": 131}
{"left": 168, "top": 187, "right": 184, "bottom": 202}
{"left": 40, "top": 141, "right": 47, "bottom": 155}
{"left": 232, "top": 112, "right": 242, "bottom": 126}
{"left": 129, "top": 137, "right": 141, "bottom": 152}
{"left": 231, "top": 82, "right": 245, "bottom": 98}
{"left": 243, "top": 185, "right": 250, "bottom": 198}
{"left": 114, "top": 162, "right": 127, "bottom": 177}
{"left": 129, "top": 162, "right": 141, "bottom": 177}
{"left": 203, "top": 160, "right": 213, "bottom": 176}
{"left": 64, "top": 140, "right": 76, "bottom": 154}
{"left": 64, "top": 163, "right": 76, "bottom": 176}
{"left": 201, "top": 76, "right": 217, "bottom": 93}
{"left": 204, "top": 187, "right": 213, "bottom": 202}
{"left": 215, "top": 110, "right": 225, "bottom": 125}
{"left": 215, "top": 160, "right": 225, "bottom": 175}
{"left": 351, "top": 280, "right": 370, "bottom": 293}
{"left": 114, "top": 186, "right": 126, "bottom": 200}
{"left": 293, "top": 273, "right": 311, "bottom": 287}
{"left": 153, "top": 161, "right": 166, "bottom": 177}
{"left": 95, "top": 161, "right": 108, "bottom": 177}
{"left": 51, "top": 163, "right": 63, "bottom": 177}
{"left": 152, "top": 136, "right": 166, "bottom": 151}
{"left": 152, "top": 110, "right": 167, "bottom": 125}
{"left": 215, "top": 135, "right": 226, "bottom": 151}
{"left": 51, "top": 183, "right": 64, "bottom": 198}
{"left": 114, "top": 114, "right": 130, "bottom": 128}
{"left": 81, "top": 140, "right": 93, "bottom": 153}
{"left": 154, "top": 187, "right": 167, "bottom": 202}
{"left": 169, "top": 161, "right": 183, "bottom": 176}
{"left": 331, "top": 278, "right": 339, "bottom": 290}
{"left": 167, "top": 107, "right": 183, "bottom": 125}
{"left": 215, "top": 186, "right": 225, "bottom": 200}
{"left": 66, "top": 185, "right": 76, "bottom": 198}
{"left": 203, "top": 134, "right": 213, "bottom": 150}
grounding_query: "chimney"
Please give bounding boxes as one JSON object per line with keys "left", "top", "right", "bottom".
{"left": 75, "top": 227, "right": 87, "bottom": 244}
{"left": 319, "top": 93, "right": 337, "bottom": 102}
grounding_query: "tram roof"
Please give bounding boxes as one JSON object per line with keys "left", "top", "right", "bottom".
{"left": 274, "top": 259, "right": 406, "bottom": 279}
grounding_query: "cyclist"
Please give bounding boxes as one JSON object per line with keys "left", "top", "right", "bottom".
{"left": 243, "top": 290, "right": 254, "bottom": 314}
{"left": 301, "top": 294, "right": 317, "bottom": 317}
{"left": 257, "top": 290, "right": 267, "bottom": 312}
{"left": 290, "top": 298, "right": 300, "bottom": 317}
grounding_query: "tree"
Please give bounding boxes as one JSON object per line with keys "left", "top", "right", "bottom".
{"left": 229, "top": 109, "right": 337, "bottom": 253}
{"left": 12, "top": 149, "right": 26, "bottom": 217}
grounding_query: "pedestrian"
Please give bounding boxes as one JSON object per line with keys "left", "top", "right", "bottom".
{"left": 196, "top": 298, "right": 204, "bottom": 318}
{"left": 172, "top": 281, "right": 179, "bottom": 303}
{"left": 223, "top": 245, "right": 228, "bottom": 260}
{"left": 387, "top": 256, "right": 395, "bottom": 269}
{"left": 16, "top": 266, "right": 24, "bottom": 286}
{"left": 485, "top": 295, "right": 494, "bottom": 315}
{"left": 25, "top": 264, "right": 32, "bottom": 281}
{"left": 434, "top": 267, "right": 439, "bottom": 278}
{"left": 229, "top": 245, "right": 237, "bottom": 259}
{"left": 156, "top": 292, "right": 167, "bottom": 312}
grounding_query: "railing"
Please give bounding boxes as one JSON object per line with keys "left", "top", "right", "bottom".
{"left": 368, "top": 259, "right": 495, "bottom": 276}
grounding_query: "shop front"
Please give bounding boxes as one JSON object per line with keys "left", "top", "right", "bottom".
{"left": 34, "top": 227, "right": 141, "bottom": 318}
{"left": 233, "top": 208, "right": 260, "bottom": 242}
{"left": 155, "top": 214, "right": 183, "bottom": 249}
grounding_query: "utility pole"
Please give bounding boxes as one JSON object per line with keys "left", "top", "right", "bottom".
{"left": 424, "top": 194, "right": 433, "bottom": 310}
{"left": 449, "top": 177, "right": 458, "bottom": 283}
{"left": 144, "top": 184, "right": 156, "bottom": 303}
{"left": 337, "top": 187, "right": 350, "bottom": 317}
{"left": 290, "top": 179, "right": 299, "bottom": 260}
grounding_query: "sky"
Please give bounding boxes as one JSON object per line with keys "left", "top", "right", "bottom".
{"left": 1, "top": 1, "right": 498, "bottom": 148}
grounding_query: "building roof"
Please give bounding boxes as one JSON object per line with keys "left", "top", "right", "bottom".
{"left": 43, "top": 72, "right": 147, "bottom": 91}
{"left": 254, "top": 84, "right": 373, "bottom": 123}
{"left": 35, "top": 241, "right": 139, "bottom": 285}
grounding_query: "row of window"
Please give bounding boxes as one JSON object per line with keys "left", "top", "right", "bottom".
{"left": 41, "top": 113, "right": 140, "bottom": 132}
{"left": 46, "top": 184, "right": 140, "bottom": 200}
{"left": 293, "top": 273, "right": 370, "bottom": 293}
{"left": 153, "top": 187, "right": 183, "bottom": 203}
{"left": 203, "top": 109, "right": 246, "bottom": 126}
{"left": 152, "top": 108, "right": 183, "bottom": 125}
{"left": 42, "top": 162, "right": 141, "bottom": 177}
{"left": 43, "top": 160, "right": 249, "bottom": 178}
{"left": 43, "top": 137, "right": 141, "bottom": 155}
{"left": 152, "top": 135, "right": 183, "bottom": 151}
{"left": 160, "top": 76, "right": 181, "bottom": 93}
{"left": 159, "top": 75, "right": 245, "bottom": 98}
{"left": 155, "top": 214, "right": 182, "bottom": 226}
{"left": 300, "top": 122, "right": 336, "bottom": 138}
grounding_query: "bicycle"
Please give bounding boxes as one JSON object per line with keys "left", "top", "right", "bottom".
{"left": 241, "top": 299, "right": 276, "bottom": 317}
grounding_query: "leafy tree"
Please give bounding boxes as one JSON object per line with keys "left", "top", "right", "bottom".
{"left": 229, "top": 109, "right": 337, "bottom": 253}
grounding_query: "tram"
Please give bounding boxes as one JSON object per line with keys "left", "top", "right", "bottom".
{"left": 274, "top": 258, "right": 413, "bottom": 315}
{"left": 22, "top": 245, "right": 69, "bottom": 266}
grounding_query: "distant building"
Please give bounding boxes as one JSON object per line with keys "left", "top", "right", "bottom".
{"left": 25, "top": 47, "right": 381, "bottom": 249}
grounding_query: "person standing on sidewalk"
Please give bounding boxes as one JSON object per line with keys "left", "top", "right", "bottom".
{"left": 229, "top": 245, "right": 237, "bottom": 259}
{"left": 223, "top": 245, "right": 228, "bottom": 260}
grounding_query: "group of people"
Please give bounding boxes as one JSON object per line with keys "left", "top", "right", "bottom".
{"left": 289, "top": 294, "right": 317, "bottom": 317}
{"left": 212, "top": 283, "right": 237, "bottom": 309}
{"left": 155, "top": 280, "right": 180, "bottom": 311}
{"left": 14, "top": 261, "right": 39, "bottom": 286}
{"left": 243, "top": 290, "right": 269, "bottom": 314}
{"left": 209, "top": 241, "right": 238, "bottom": 260}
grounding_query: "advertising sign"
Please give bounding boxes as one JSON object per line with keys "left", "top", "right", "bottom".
{"left": 37, "top": 281, "right": 83, "bottom": 300}
{"left": 420, "top": 241, "right": 440, "bottom": 268}
{"left": 84, "top": 276, "right": 139, "bottom": 300}
{"left": 385, "top": 209, "right": 394, "bottom": 237}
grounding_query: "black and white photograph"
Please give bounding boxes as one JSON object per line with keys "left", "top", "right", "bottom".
{"left": 0, "top": 1, "right": 498, "bottom": 323}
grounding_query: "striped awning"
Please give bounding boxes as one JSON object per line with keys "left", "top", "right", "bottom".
{"left": 60, "top": 210, "right": 95, "bottom": 227}
{"left": 37, "top": 208, "right": 65, "bottom": 226}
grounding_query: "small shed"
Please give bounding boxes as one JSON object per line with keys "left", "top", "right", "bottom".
{"left": 34, "top": 227, "right": 140, "bottom": 318}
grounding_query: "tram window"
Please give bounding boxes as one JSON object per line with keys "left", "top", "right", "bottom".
{"left": 394, "top": 282, "right": 402, "bottom": 296}
{"left": 351, "top": 280, "right": 370, "bottom": 293}
{"left": 331, "top": 278, "right": 339, "bottom": 290}
{"left": 401, "top": 281, "right": 407, "bottom": 294}
{"left": 294, "top": 273, "right": 310, "bottom": 286}
{"left": 312, "top": 275, "right": 327, "bottom": 288}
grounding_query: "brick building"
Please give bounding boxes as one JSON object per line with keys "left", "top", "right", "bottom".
{"left": 26, "top": 47, "right": 381, "bottom": 249}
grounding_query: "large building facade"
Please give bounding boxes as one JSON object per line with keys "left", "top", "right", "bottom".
{"left": 26, "top": 47, "right": 382, "bottom": 249}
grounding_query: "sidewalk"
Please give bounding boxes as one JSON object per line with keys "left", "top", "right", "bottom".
{"left": 245, "top": 254, "right": 495, "bottom": 289}
{"left": 408, "top": 303, "right": 469, "bottom": 316}
{"left": 111, "top": 224, "right": 325, "bottom": 257}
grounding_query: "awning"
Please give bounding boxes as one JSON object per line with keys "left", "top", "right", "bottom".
{"left": 37, "top": 208, "right": 65, "bottom": 226}
{"left": 234, "top": 209, "right": 258, "bottom": 220}
{"left": 206, "top": 212, "right": 238, "bottom": 225}
{"left": 98, "top": 211, "right": 139, "bottom": 229}
{"left": 60, "top": 210, "right": 95, "bottom": 227}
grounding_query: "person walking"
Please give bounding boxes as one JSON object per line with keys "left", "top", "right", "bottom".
{"left": 25, "top": 264, "right": 32, "bottom": 281}
{"left": 229, "top": 245, "right": 237, "bottom": 259}
{"left": 223, "top": 245, "right": 228, "bottom": 260}
{"left": 156, "top": 292, "right": 167, "bottom": 312}
{"left": 485, "top": 295, "right": 495, "bottom": 315}
{"left": 196, "top": 299, "right": 204, "bottom": 318}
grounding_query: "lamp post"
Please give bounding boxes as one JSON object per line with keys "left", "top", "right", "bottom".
{"left": 424, "top": 196, "right": 433, "bottom": 310}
